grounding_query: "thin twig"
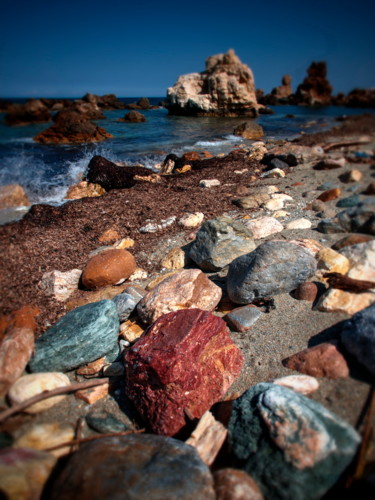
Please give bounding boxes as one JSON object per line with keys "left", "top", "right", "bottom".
{"left": 43, "top": 428, "right": 145, "bottom": 452}
{"left": 0, "top": 378, "right": 110, "bottom": 423}
{"left": 324, "top": 272, "right": 375, "bottom": 293}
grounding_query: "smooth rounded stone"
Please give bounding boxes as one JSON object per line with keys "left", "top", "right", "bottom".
{"left": 199, "top": 179, "right": 221, "bottom": 188}
{"left": 86, "top": 412, "right": 131, "bottom": 434}
{"left": 317, "top": 181, "right": 338, "bottom": 191}
{"left": 341, "top": 303, "right": 375, "bottom": 377}
{"left": 262, "top": 168, "right": 285, "bottom": 179}
{"left": 244, "top": 217, "right": 283, "bottom": 239}
{"left": 137, "top": 269, "right": 222, "bottom": 324}
{"left": 336, "top": 195, "right": 360, "bottom": 208}
{"left": 285, "top": 218, "right": 312, "bottom": 230}
{"left": 233, "top": 121, "right": 264, "bottom": 140}
{"left": 316, "top": 247, "right": 350, "bottom": 275}
{"left": 292, "top": 281, "right": 318, "bottom": 301}
{"left": 8, "top": 372, "right": 70, "bottom": 413}
{"left": 213, "top": 468, "right": 264, "bottom": 500}
{"left": 224, "top": 305, "right": 262, "bottom": 332}
{"left": 316, "top": 188, "right": 341, "bottom": 202}
{"left": 29, "top": 300, "right": 120, "bottom": 372}
{"left": 232, "top": 193, "right": 270, "bottom": 209}
{"left": 48, "top": 434, "right": 216, "bottom": 500}
{"left": 282, "top": 342, "right": 349, "bottom": 378}
{"left": 263, "top": 197, "right": 286, "bottom": 211}
{"left": 38, "top": 268, "right": 82, "bottom": 302}
{"left": 0, "top": 448, "right": 57, "bottom": 500}
{"left": 331, "top": 234, "right": 374, "bottom": 250}
{"left": 188, "top": 216, "right": 255, "bottom": 272}
{"left": 335, "top": 206, "right": 375, "bottom": 235}
{"left": 272, "top": 210, "right": 289, "bottom": 218}
{"left": 81, "top": 249, "right": 136, "bottom": 290}
{"left": 314, "top": 158, "right": 346, "bottom": 170}
{"left": 267, "top": 158, "right": 289, "bottom": 171}
{"left": 272, "top": 374, "right": 319, "bottom": 395}
{"left": 179, "top": 212, "right": 204, "bottom": 228}
{"left": 317, "top": 219, "right": 347, "bottom": 234}
{"left": 307, "top": 199, "right": 326, "bottom": 212}
{"left": 14, "top": 423, "right": 75, "bottom": 458}
{"left": 125, "top": 309, "right": 243, "bottom": 436}
{"left": 227, "top": 241, "right": 316, "bottom": 304}
{"left": 160, "top": 247, "right": 189, "bottom": 270}
{"left": 340, "top": 169, "right": 363, "bottom": 183}
{"left": 112, "top": 286, "right": 145, "bottom": 321}
{"left": 317, "top": 288, "right": 375, "bottom": 315}
{"left": 228, "top": 383, "right": 360, "bottom": 500}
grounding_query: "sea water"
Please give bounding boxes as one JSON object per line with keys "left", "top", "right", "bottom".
{"left": 0, "top": 98, "right": 373, "bottom": 206}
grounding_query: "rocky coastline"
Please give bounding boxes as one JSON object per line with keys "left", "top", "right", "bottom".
{"left": 0, "top": 111, "right": 374, "bottom": 498}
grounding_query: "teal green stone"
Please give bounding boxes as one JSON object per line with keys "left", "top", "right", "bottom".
{"left": 336, "top": 195, "right": 360, "bottom": 208}
{"left": 228, "top": 383, "right": 360, "bottom": 500}
{"left": 29, "top": 300, "right": 119, "bottom": 372}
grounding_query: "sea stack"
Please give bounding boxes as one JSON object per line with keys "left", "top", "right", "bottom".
{"left": 165, "top": 49, "right": 259, "bottom": 117}
{"left": 295, "top": 61, "right": 333, "bottom": 106}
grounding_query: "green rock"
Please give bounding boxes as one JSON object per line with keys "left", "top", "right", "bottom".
{"left": 336, "top": 195, "right": 360, "bottom": 208}
{"left": 29, "top": 300, "right": 119, "bottom": 372}
{"left": 228, "top": 383, "right": 360, "bottom": 500}
{"left": 188, "top": 216, "right": 255, "bottom": 271}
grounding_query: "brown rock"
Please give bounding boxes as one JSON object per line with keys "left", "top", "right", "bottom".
{"left": 0, "top": 184, "right": 30, "bottom": 209}
{"left": 98, "top": 227, "right": 121, "bottom": 243}
{"left": 233, "top": 121, "right": 264, "bottom": 140}
{"left": 81, "top": 249, "right": 136, "bottom": 290}
{"left": 4, "top": 99, "right": 52, "bottom": 126}
{"left": 0, "top": 305, "right": 40, "bottom": 337}
{"left": 65, "top": 283, "right": 128, "bottom": 310}
{"left": 160, "top": 247, "right": 189, "bottom": 270}
{"left": 364, "top": 181, "right": 375, "bottom": 195}
{"left": 124, "top": 309, "right": 244, "bottom": 436}
{"left": 331, "top": 234, "right": 374, "bottom": 251}
{"left": 295, "top": 62, "right": 332, "bottom": 106}
{"left": 76, "top": 357, "right": 107, "bottom": 376}
{"left": 339, "top": 169, "right": 363, "bottom": 183}
{"left": 75, "top": 381, "right": 111, "bottom": 404}
{"left": 293, "top": 282, "right": 318, "bottom": 301}
{"left": 213, "top": 469, "right": 264, "bottom": 500}
{"left": 0, "top": 327, "right": 35, "bottom": 396}
{"left": 65, "top": 181, "right": 105, "bottom": 200}
{"left": 282, "top": 342, "right": 349, "bottom": 378}
{"left": 183, "top": 151, "right": 201, "bottom": 161}
{"left": 120, "top": 110, "right": 146, "bottom": 122}
{"left": 137, "top": 268, "right": 222, "bottom": 324}
{"left": 316, "top": 188, "right": 341, "bottom": 202}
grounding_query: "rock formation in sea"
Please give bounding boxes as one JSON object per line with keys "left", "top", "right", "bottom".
{"left": 294, "top": 61, "right": 333, "bottom": 106}
{"left": 165, "top": 49, "right": 259, "bottom": 117}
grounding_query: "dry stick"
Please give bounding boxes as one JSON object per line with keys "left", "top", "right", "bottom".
{"left": 43, "top": 428, "right": 145, "bottom": 452}
{"left": 0, "top": 378, "right": 110, "bottom": 423}
{"left": 324, "top": 272, "right": 375, "bottom": 293}
{"left": 322, "top": 138, "right": 371, "bottom": 151}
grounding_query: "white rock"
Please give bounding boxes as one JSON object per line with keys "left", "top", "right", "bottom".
{"left": 179, "top": 212, "right": 204, "bottom": 228}
{"left": 261, "top": 168, "right": 286, "bottom": 178}
{"left": 199, "top": 179, "right": 221, "bottom": 188}
{"left": 38, "top": 269, "right": 82, "bottom": 302}
{"left": 273, "top": 375, "right": 320, "bottom": 395}
{"left": 139, "top": 216, "right": 176, "bottom": 233}
{"left": 14, "top": 422, "right": 74, "bottom": 457}
{"left": 245, "top": 217, "right": 284, "bottom": 239}
{"left": 128, "top": 268, "right": 148, "bottom": 282}
{"left": 8, "top": 373, "right": 70, "bottom": 413}
{"left": 285, "top": 218, "right": 312, "bottom": 230}
{"left": 263, "top": 198, "right": 285, "bottom": 211}
{"left": 273, "top": 210, "right": 290, "bottom": 218}
{"left": 271, "top": 193, "right": 294, "bottom": 202}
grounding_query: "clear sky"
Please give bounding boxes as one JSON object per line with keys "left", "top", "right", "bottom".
{"left": 0, "top": 0, "right": 374, "bottom": 98}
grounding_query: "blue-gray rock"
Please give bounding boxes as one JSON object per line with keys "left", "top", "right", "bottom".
{"left": 224, "top": 305, "right": 262, "bottom": 332}
{"left": 341, "top": 302, "right": 375, "bottom": 377}
{"left": 317, "top": 182, "right": 338, "bottom": 191}
{"left": 29, "top": 300, "right": 119, "bottom": 372}
{"left": 86, "top": 412, "right": 132, "bottom": 434}
{"left": 267, "top": 158, "right": 289, "bottom": 171}
{"left": 336, "top": 206, "right": 375, "bottom": 234}
{"left": 336, "top": 195, "right": 360, "bottom": 208}
{"left": 227, "top": 241, "right": 316, "bottom": 304}
{"left": 48, "top": 434, "right": 215, "bottom": 500}
{"left": 189, "top": 216, "right": 255, "bottom": 271}
{"left": 317, "top": 219, "right": 347, "bottom": 234}
{"left": 228, "top": 383, "right": 360, "bottom": 500}
{"left": 112, "top": 286, "right": 146, "bottom": 321}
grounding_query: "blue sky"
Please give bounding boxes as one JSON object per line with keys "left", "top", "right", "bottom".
{"left": 0, "top": 0, "right": 374, "bottom": 98}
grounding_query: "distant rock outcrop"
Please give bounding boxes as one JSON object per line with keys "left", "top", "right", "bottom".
{"left": 34, "top": 110, "right": 112, "bottom": 144}
{"left": 124, "top": 97, "right": 159, "bottom": 110}
{"left": 165, "top": 49, "right": 259, "bottom": 117}
{"left": 295, "top": 62, "right": 333, "bottom": 106}
{"left": 4, "top": 99, "right": 52, "bottom": 126}
{"left": 272, "top": 75, "right": 293, "bottom": 100}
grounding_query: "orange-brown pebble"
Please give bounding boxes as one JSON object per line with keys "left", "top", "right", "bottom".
{"left": 293, "top": 282, "right": 318, "bottom": 302}
{"left": 316, "top": 188, "right": 341, "bottom": 202}
{"left": 81, "top": 249, "right": 136, "bottom": 290}
{"left": 98, "top": 228, "right": 121, "bottom": 243}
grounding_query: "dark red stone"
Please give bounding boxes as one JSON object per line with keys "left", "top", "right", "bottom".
{"left": 293, "top": 282, "right": 318, "bottom": 302}
{"left": 124, "top": 309, "right": 244, "bottom": 436}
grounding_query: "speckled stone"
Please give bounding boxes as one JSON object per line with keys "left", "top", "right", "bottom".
{"left": 48, "top": 434, "right": 216, "bottom": 500}
{"left": 341, "top": 303, "right": 375, "bottom": 377}
{"left": 229, "top": 383, "right": 360, "bottom": 500}
{"left": 29, "top": 300, "right": 119, "bottom": 372}
{"left": 112, "top": 286, "right": 145, "bottom": 321}
{"left": 189, "top": 216, "right": 255, "bottom": 271}
{"left": 227, "top": 241, "right": 316, "bottom": 304}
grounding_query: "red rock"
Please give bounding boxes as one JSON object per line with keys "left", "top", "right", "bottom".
{"left": 81, "top": 249, "right": 136, "bottom": 290}
{"left": 213, "top": 468, "right": 264, "bottom": 500}
{"left": 282, "top": 342, "right": 349, "bottom": 379}
{"left": 0, "top": 327, "right": 35, "bottom": 396}
{"left": 293, "top": 282, "right": 318, "bottom": 301}
{"left": 124, "top": 309, "right": 244, "bottom": 436}
{"left": 316, "top": 188, "right": 341, "bottom": 202}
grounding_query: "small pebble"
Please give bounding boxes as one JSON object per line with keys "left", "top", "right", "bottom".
{"left": 285, "top": 218, "right": 312, "bottom": 230}
{"left": 199, "top": 179, "right": 221, "bottom": 188}
{"left": 340, "top": 169, "right": 363, "bottom": 183}
{"left": 316, "top": 188, "right": 341, "bottom": 202}
{"left": 273, "top": 374, "right": 320, "bottom": 395}
{"left": 293, "top": 282, "right": 318, "bottom": 301}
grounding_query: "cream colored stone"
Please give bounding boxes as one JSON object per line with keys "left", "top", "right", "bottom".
{"left": 262, "top": 168, "right": 286, "bottom": 178}
{"left": 316, "top": 248, "right": 350, "bottom": 276}
{"left": 179, "top": 212, "right": 204, "bottom": 228}
{"left": 186, "top": 411, "right": 227, "bottom": 466}
{"left": 120, "top": 320, "right": 144, "bottom": 342}
{"left": 160, "top": 247, "right": 187, "bottom": 270}
{"left": 273, "top": 210, "right": 290, "bottom": 218}
{"left": 14, "top": 423, "right": 74, "bottom": 458}
{"left": 66, "top": 181, "right": 105, "bottom": 200}
{"left": 342, "top": 169, "right": 363, "bottom": 183}
{"left": 38, "top": 269, "right": 82, "bottom": 302}
{"left": 285, "top": 218, "right": 312, "bottom": 230}
{"left": 263, "top": 198, "right": 285, "bottom": 211}
{"left": 317, "top": 288, "right": 375, "bottom": 315}
{"left": 199, "top": 179, "right": 221, "bottom": 188}
{"left": 128, "top": 268, "right": 148, "bottom": 282}
{"left": 115, "top": 238, "right": 135, "bottom": 249}
{"left": 271, "top": 193, "right": 294, "bottom": 203}
{"left": 8, "top": 373, "right": 70, "bottom": 413}
{"left": 244, "top": 217, "right": 283, "bottom": 239}
{"left": 273, "top": 375, "right": 320, "bottom": 395}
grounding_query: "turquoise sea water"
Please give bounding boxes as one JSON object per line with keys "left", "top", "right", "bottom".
{"left": 0, "top": 98, "right": 373, "bottom": 205}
